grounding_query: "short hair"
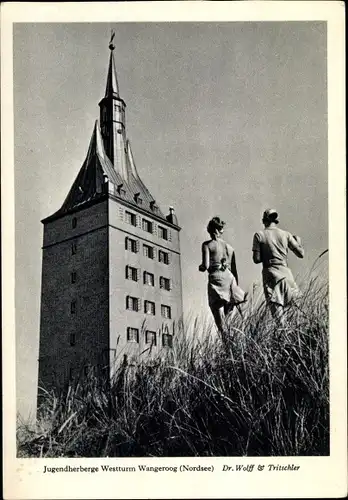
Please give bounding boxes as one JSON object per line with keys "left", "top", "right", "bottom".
{"left": 262, "top": 209, "right": 279, "bottom": 225}
{"left": 207, "top": 216, "right": 225, "bottom": 236}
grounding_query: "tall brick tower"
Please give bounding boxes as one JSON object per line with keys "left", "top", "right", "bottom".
{"left": 37, "top": 38, "right": 183, "bottom": 397}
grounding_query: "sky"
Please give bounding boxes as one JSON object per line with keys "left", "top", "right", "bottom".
{"left": 14, "top": 22, "right": 328, "bottom": 419}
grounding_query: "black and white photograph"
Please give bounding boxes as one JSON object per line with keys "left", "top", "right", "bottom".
{"left": 2, "top": 2, "right": 346, "bottom": 499}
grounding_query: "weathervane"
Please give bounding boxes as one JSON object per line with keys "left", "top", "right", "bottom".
{"left": 109, "top": 29, "right": 115, "bottom": 51}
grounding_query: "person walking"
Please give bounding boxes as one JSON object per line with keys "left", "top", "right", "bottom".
{"left": 252, "top": 208, "right": 304, "bottom": 321}
{"left": 199, "top": 216, "right": 247, "bottom": 334}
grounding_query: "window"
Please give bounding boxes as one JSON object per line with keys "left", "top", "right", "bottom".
{"left": 71, "top": 242, "right": 77, "bottom": 255}
{"left": 142, "top": 218, "right": 153, "bottom": 233}
{"left": 143, "top": 244, "right": 154, "bottom": 259}
{"left": 161, "top": 304, "right": 171, "bottom": 319}
{"left": 125, "top": 237, "right": 138, "bottom": 253}
{"left": 143, "top": 271, "right": 154, "bottom": 286}
{"left": 144, "top": 300, "right": 155, "bottom": 315}
{"left": 126, "top": 266, "right": 139, "bottom": 282}
{"left": 159, "top": 277, "right": 171, "bottom": 291}
{"left": 70, "top": 300, "right": 76, "bottom": 314}
{"left": 159, "top": 250, "right": 170, "bottom": 265}
{"left": 127, "top": 327, "right": 139, "bottom": 343}
{"left": 84, "top": 366, "right": 89, "bottom": 376}
{"left": 69, "top": 367, "right": 73, "bottom": 379}
{"left": 150, "top": 201, "right": 159, "bottom": 213}
{"left": 126, "top": 296, "right": 139, "bottom": 312}
{"left": 72, "top": 217, "right": 77, "bottom": 229}
{"left": 134, "top": 193, "right": 143, "bottom": 205}
{"left": 125, "top": 211, "right": 136, "bottom": 226}
{"left": 117, "top": 184, "right": 126, "bottom": 196}
{"left": 145, "top": 330, "right": 157, "bottom": 346}
{"left": 162, "top": 334, "right": 173, "bottom": 348}
{"left": 158, "top": 226, "right": 168, "bottom": 240}
{"left": 71, "top": 271, "right": 77, "bottom": 284}
{"left": 70, "top": 333, "right": 76, "bottom": 346}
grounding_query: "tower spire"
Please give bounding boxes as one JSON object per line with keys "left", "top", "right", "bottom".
{"left": 99, "top": 32, "right": 127, "bottom": 178}
{"left": 105, "top": 30, "right": 120, "bottom": 97}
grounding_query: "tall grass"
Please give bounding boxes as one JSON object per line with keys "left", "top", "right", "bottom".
{"left": 17, "top": 274, "right": 329, "bottom": 457}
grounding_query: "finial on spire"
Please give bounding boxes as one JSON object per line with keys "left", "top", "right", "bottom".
{"left": 103, "top": 31, "right": 120, "bottom": 97}
{"left": 109, "top": 29, "right": 115, "bottom": 51}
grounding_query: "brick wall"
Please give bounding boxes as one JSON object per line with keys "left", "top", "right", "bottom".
{"left": 108, "top": 198, "right": 183, "bottom": 369}
{"left": 38, "top": 196, "right": 184, "bottom": 397}
{"left": 38, "top": 200, "right": 109, "bottom": 393}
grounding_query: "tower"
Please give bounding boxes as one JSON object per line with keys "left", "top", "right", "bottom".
{"left": 37, "top": 39, "right": 183, "bottom": 397}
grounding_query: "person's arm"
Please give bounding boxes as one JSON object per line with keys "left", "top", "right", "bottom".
{"left": 199, "top": 242, "right": 209, "bottom": 272}
{"left": 230, "top": 251, "right": 239, "bottom": 284}
{"left": 288, "top": 233, "right": 304, "bottom": 259}
{"left": 252, "top": 233, "right": 262, "bottom": 264}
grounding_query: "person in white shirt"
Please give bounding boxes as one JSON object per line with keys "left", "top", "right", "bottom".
{"left": 252, "top": 208, "right": 304, "bottom": 321}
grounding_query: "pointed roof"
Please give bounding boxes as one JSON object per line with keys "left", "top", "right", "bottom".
{"left": 43, "top": 39, "right": 179, "bottom": 228}
{"left": 45, "top": 122, "right": 170, "bottom": 222}
{"left": 124, "top": 140, "right": 166, "bottom": 218}
{"left": 50, "top": 121, "right": 123, "bottom": 216}
{"left": 104, "top": 46, "right": 120, "bottom": 97}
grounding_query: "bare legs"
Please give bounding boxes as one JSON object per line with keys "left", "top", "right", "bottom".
{"left": 210, "top": 304, "right": 226, "bottom": 334}
{"left": 269, "top": 302, "right": 286, "bottom": 326}
{"left": 210, "top": 302, "right": 242, "bottom": 343}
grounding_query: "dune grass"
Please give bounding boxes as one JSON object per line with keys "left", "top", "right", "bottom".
{"left": 17, "top": 272, "right": 329, "bottom": 458}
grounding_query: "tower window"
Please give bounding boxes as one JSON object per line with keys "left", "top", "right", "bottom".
{"left": 126, "top": 265, "right": 139, "bottom": 282}
{"left": 162, "top": 334, "right": 173, "bottom": 348}
{"left": 159, "top": 277, "right": 171, "bottom": 291}
{"left": 125, "top": 211, "right": 136, "bottom": 226}
{"left": 71, "top": 271, "right": 77, "bottom": 284}
{"left": 143, "top": 271, "right": 154, "bottom": 286}
{"left": 143, "top": 244, "right": 154, "bottom": 259}
{"left": 72, "top": 217, "right": 77, "bottom": 229}
{"left": 159, "top": 250, "right": 170, "bottom": 265}
{"left": 158, "top": 226, "right": 168, "bottom": 240}
{"left": 145, "top": 330, "right": 157, "bottom": 346}
{"left": 144, "top": 300, "right": 155, "bottom": 316}
{"left": 142, "top": 218, "right": 153, "bottom": 234}
{"left": 150, "top": 201, "right": 159, "bottom": 213}
{"left": 126, "top": 296, "right": 140, "bottom": 312}
{"left": 71, "top": 242, "right": 77, "bottom": 255}
{"left": 125, "top": 237, "right": 139, "bottom": 253}
{"left": 161, "top": 304, "right": 171, "bottom": 319}
{"left": 127, "top": 327, "right": 139, "bottom": 343}
{"left": 117, "top": 184, "right": 126, "bottom": 196}
{"left": 134, "top": 193, "right": 143, "bottom": 205}
{"left": 70, "top": 333, "right": 76, "bottom": 346}
{"left": 70, "top": 300, "right": 76, "bottom": 314}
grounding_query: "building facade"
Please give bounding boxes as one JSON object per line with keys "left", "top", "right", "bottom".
{"left": 38, "top": 40, "right": 183, "bottom": 396}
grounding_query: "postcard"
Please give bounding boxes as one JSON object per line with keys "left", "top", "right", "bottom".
{"left": 2, "top": 1, "right": 346, "bottom": 498}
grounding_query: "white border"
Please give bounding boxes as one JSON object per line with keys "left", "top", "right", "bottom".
{"left": 2, "top": 2, "right": 346, "bottom": 499}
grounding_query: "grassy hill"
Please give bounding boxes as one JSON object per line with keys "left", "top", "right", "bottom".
{"left": 17, "top": 270, "right": 329, "bottom": 458}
